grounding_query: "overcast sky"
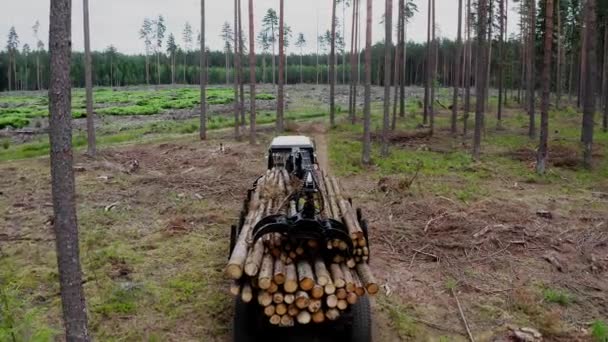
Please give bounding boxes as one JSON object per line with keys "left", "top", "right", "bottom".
{"left": 2, "top": 0, "right": 520, "bottom": 55}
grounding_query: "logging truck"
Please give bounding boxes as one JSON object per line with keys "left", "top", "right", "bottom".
{"left": 227, "top": 136, "right": 376, "bottom": 342}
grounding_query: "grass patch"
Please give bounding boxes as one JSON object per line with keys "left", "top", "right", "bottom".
{"left": 378, "top": 296, "right": 420, "bottom": 339}
{"left": 542, "top": 288, "right": 572, "bottom": 306}
{"left": 592, "top": 320, "right": 608, "bottom": 342}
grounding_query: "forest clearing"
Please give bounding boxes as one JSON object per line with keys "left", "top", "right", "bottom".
{"left": 1, "top": 0, "right": 608, "bottom": 341}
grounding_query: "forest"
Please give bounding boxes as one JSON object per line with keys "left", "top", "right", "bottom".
{"left": 1, "top": 0, "right": 608, "bottom": 341}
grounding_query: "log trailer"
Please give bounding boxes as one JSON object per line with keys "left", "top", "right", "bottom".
{"left": 226, "top": 136, "right": 377, "bottom": 342}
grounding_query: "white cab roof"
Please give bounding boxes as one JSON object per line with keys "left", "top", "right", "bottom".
{"left": 270, "top": 136, "right": 314, "bottom": 148}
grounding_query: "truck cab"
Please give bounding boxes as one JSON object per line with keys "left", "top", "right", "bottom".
{"left": 267, "top": 136, "right": 317, "bottom": 178}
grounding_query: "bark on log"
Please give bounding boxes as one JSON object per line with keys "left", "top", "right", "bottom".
{"left": 284, "top": 263, "right": 298, "bottom": 293}
{"left": 244, "top": 239, "right": 265, "bottom": 276}
{"left": 356, "top": 262, "right": 379, "bottom": 294}
{"left": 330, "top": 263, "right": 346, "bottom": 288}
{"left": 341, "top": 263, "right": 355, "bottom": 292}
{"left": 258, "top": 254, "right": 274, "bottom": 290}
{"left": 297, "top": 260, "right": 315, "bottom": 291}
{"left": 273, "top": 258, "right": 286, "bottom": 285}
{"left": 314, "top": 258, "right": 331, "bottom": 286}
{"left": 225, "top": 199, "right": 266, "bottom": 279}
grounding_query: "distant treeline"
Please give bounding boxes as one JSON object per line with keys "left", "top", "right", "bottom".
{"left": 0, "top": 37, "right": 594, "bottom": 97}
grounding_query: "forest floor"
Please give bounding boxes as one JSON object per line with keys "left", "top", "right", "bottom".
{"left": 1, "top": 85, "right": 607, "bottom": 341}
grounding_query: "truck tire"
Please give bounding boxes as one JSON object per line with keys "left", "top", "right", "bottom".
{"left": 233, "top": 298, "right": 258, "bottom": 342}
{"left": 349, "top": 295, "right": 372, "bottom": 342}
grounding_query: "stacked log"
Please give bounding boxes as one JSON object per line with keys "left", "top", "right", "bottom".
{"left": 226, "top": 168, "right": 378, "bottom": 326}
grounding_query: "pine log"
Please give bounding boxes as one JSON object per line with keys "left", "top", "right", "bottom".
{"left": 297, "top": 260, "right": 315, "bottom": 291}
{"left": 269, "top": 314, "right": 281, "bottom": 325}
{"left": 264, "top": 304, "right": 276, "bottom": 317}
{"left": 311, "top": 285, "right": 324, "bottom": 299}
{"left": 287, "top": 303, "right": 300, "bottom": 317}
{"left": 356, "top": 262, "right": 379, "bottom": 295}
{"left": 244, "top": 240, "right": 265, "bottom": 277}
{"left": 314, "top": 258, "right": 331, "bottom": 286}
{"left": 341, "top": 263, "right": 355, "bottom": 292}
{"left": 312, "top": 310, "right": 326, "bottom": 323}
{"left": 230, "top": 281, "right": 241, "bottom": 296}
{"left": 323, "top": 172, "right": 340, "bottom": 219}
{"left": 267, "top": 281, "right": 279, "bottom": 294}
{"left": 225, "top": 200, "right": 266, "bottom": 279}
{"left": 279, "top": 314, "right": 294, "bottom": 327}
{"left": 324, "top": 280, "right": 337, "bottom": 295}
{"left": 295, "top": 291, "right": 310, "bottom": 309}
{"left": 337, "top": 299, "right": 348, "bottom": 310}
{"left": 284, "top": 293, "right": 295, "bottom": 305}
{"left": 258, "top": 254, "right": 274, "bottom": 290}
{"left": 326, "top": 308, "right": 340, "bottom": 321}
{"left": 273, "top": 258, "right": 286, "bottom": 285}
{"left": 330, "top": 177, "right": 364, "bottom": 240}
{"left": 330, "top": 263, "right": 346, "bottom": 288}
{"left": 336, "top": 288, "right": 347, "bottom": 300}
{"left": 308, "top": 298, "right": 322, "bottom": 313}
{"left": 284, "top": 263, "right": 298, "bottom": 293}
{"left": 346, "top": 292, "right": 358, "bottom": 305}
{"left": 296, "top": 310, "right": 311, "bottom": 324}
{"left": 326, "top": 294, "right": 338, "bottom": 308}
{"left": 258, "top": 290, "right": 273, "bottom": 307}
{"left": 352, "top": 270, "right": 366, "bottom": 297}
{"left": 273, "top": 292, "right": 284, "bottom": 304}
{"left": 275, "top": 303, "right": 287, "bottom": 316}
{"left": 241, "top": 283, "right": 253, "bottom": 303}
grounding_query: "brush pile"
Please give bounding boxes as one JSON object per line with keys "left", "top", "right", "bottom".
{"left": 225, "top": 168, "right": 378, "bottom": 327}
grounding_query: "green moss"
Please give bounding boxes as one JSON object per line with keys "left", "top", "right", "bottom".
{"left": 592, "top": 320, "right": 608, "bottom": 342}
{"left": 542, "top": 288, "right": 572, "bottom": 306}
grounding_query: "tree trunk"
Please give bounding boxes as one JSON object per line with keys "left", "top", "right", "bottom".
{"left": 156, "top": 52, "right": 161, "bottom": 85}
{"left": 497, "top": 0, "right": 505, "bottom": 129}
{"left": 238, "top": 0, "right": 245, "bottom": 128}
{"left": 272, "top": 25, "right": 276, "bottom": 86}
{"left": 556, "top": 0, "right": 562, "bottom": 109}
{"left": 463, "top": 0, "right": 472, "bottom": 136}
{"left": 145, "top": 54, "right": 150, "bottom": 85}
{"left": 277, "top": 0, "right": 285, "bottom": 132}
{"left": 430, "top": 0, "right": 436, "bottom": 135}
{"left": 83, "top": 0, "right": 96, "bottom": 157}
{"left": 581, "top": 0, "right": 597, "bottom": 168}
{"left": 473, "top": 0, "right": 488, "bottom": 160}
{"left": 423, "top": 0, "right": 432, "bottom": 124}
{"left": 49, "top": 0, "right": 91, "bottom": 339}
{"left": 348, "top": 0, "right": 358, "bottom": 124}
{"left": 602, "top": 25, "right": 608, "bottom": 132}
{"left": 330, "top": 0, "right": 338, "bottom": 127}
{"left": 354, "top": 0, "right": 361, "bottom": 122}
{"left": 399, "top": 0, "right": 406, "bottom": 118}
{"left": 381, "top": 0, "right": 392, "bottom": 157}
{"left": 527, "top": 0, "right": 536, "bottom": 138}
{"left": 362, "top": 0, "right": 372, "bottom": 165}
{"left": 452, "top": 0, "right": 464, "bottom": 135}
{"left": 248, "top": 0, "right": 257, "bottom": 144}
{"left": 537, "top": 0, "right": 554, "bottom": 174}
{"left": 233, "top": 0, "right": 241, "bottom": 140}
{"left": 200, "top": 0, "right": 207, "bottom": 140}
